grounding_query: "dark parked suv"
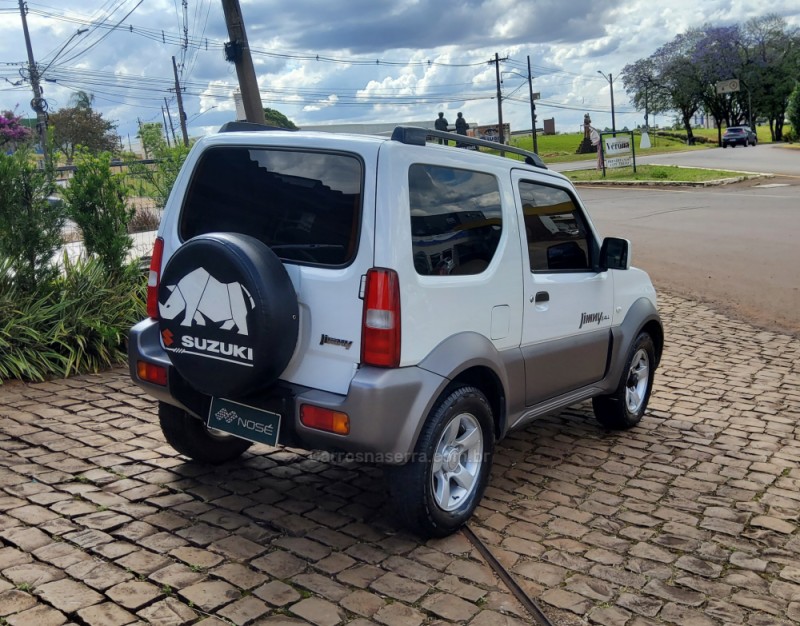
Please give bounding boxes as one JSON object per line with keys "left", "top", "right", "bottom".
{"left": 722, "top": 126, "right": 757, "bottom": 148}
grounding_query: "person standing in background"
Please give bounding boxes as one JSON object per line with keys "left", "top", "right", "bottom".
{"left": 435, "top": 112, "right": 449, "bottom": 145}
{"left": 455, "top": 112, "right": 469, "bottom": 147}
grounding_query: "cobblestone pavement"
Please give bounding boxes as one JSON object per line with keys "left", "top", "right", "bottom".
{"left": 1, "top": 290, "right": 799, "bottom": 626}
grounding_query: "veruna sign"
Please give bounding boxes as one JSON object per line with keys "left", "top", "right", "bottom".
{"left": 602, "top": 133, "right": 634, "bottom": 170}
{"left": 603, "top": 136, "right": 632, "bottom": 156}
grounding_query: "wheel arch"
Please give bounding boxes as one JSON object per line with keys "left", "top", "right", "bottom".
{"left": 449, "top": 366, "right": 506, "bottom": 440}
{"left": 604, "top": 297, "right": 663, "bottom": 393}
{"left": 418, "top": 332, "right": 520, "bottom": 443}
{"left": 641, "top": 318, "right": 664, "bottom": 367}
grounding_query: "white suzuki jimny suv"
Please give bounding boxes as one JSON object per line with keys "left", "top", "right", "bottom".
{"left": 130, "top": 123, "right": 663, "bottom": 537}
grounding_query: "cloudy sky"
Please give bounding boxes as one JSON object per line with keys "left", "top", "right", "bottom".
{"left": 1, "top": 0, "right": 799, "bottom": 148}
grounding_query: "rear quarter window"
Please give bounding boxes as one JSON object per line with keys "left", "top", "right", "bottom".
{"left": 180, "top": 146, "right": 363, "bottom": 266}
{"left": 408, "top": 164, "right": 502, "bottom": 276}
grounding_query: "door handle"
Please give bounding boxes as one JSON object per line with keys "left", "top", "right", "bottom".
{"left": 533, "top": 291, "right": 549, "bottom": 303}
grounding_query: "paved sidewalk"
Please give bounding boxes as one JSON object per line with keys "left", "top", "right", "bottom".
{"left": 1, "top": 291, "right": 799, "bottom": 626}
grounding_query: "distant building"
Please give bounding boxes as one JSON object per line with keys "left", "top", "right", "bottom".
{"left": 300, "top": 121, "right": 434, "bottom": 136}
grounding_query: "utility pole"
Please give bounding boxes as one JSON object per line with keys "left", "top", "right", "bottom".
{"left": 164, "top": 98, "right": 178, "bottom": 145}
{"left": 527, "top": 55, "right": 538, "bottom": 154}
{"left": 172, "top": 56, "right": 189, "bottom": 146}
{"left": 18, "top": 0, "right": 48, "bottom": 162}
{"left": 161, "top": 106, "right": 172, "bottom": 148}
{"left": 221, "top": 0, "right": 266, "bottom": 125}
{"left": 490, "top": 53, "right": 506, "bottom": 148}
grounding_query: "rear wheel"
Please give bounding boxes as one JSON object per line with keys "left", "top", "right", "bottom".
{"left": 389, "top": 386, "right": 494, "bottom": 538}
{"left": 159, "top": 401, "right": 252, "bottom": 464}
{"left": 592, "top": 332, "right": 655, "bottom": 430}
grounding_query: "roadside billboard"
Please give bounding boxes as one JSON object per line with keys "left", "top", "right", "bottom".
{"left": 470, "top": 123, "right": 511, "bottom": 145}
{"left": 600, "top": 131, "right": 637, "bottom": 175}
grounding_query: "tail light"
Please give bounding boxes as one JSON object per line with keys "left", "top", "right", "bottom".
{"left": 300, "top": 404, "right": 350, "bottom": 435}
{"left": 137, "top": 360, "right": 167, "bottom": 386}
{"left": 361, "top": 268, "right": 401, "bottom": 367}
{"left": 146, "top": 237, "right": 165, "bottom": 319}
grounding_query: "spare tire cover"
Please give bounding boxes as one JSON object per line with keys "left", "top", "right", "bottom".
{"left": 157, "top": 232, "right": 299, "bottom": 398}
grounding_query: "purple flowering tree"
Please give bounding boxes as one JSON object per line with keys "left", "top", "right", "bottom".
{"left": 0, "top": 109, "right": 32, "bottom": 150}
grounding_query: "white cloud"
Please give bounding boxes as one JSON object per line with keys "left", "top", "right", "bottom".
{"left": 1, "top": 0, "right": 798, "bottom": 142}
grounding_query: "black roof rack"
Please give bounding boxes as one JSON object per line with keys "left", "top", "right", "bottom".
{"left": 390, "top": 126, "right": 547, "bottom": 169}
{"left": 218, "top": 121, "right": 297, "bottom": 133}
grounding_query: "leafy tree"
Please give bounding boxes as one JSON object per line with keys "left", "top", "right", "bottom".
{"left": 740, "top": 15, "right": 800, "bottom": 140}
{"left": 624, "top": 16, "right": 800, "bottom": 144}
{"left": 0, "top": 109, "right": 32, "bottom": 149}
{"left": 623, "top": 31, "right": 705, "bottom": 143}
{"left": 138, "top": 122, "right": 167, "bottom": 158}
{"left": 64, "top": 149, "right": 133, "bottom": 274}
{"left": 691, "top": 26, "right": 745, "bottom": 145}
{"left": 264, "top": 107, "right": 298, "bottom": 129}
{"left": 0, "top": 146, "right": 63, "bottom": 291}
{"left": 49, "top": 103, "right": 119, "bottom": 163}
{"left": 787, "top": 84, "right": 800, "bottom": 141}
{"left": 70, "top": 90, "right": 95, "bottom": 110}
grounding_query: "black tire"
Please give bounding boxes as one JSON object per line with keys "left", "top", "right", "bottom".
{"left": 159, "top": 401, "right": 252, "bottom": 464}
{"left": 592, "top": 332, "right": 655, "bottom": 430}
{"left": 158, "top": 233, "right": 299, "bottom": 398}
{"left": 388, "top": 385, "right": 494, "bottom": 538}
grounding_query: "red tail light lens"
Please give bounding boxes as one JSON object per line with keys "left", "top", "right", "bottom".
{"left": 137, "top": 360, "right": 167, "bottom": 386}
{"left": 361, "top": 268, "right": 401, "bottom": 367}
{"left": 300, "top": 404, "right": 350, "bottom": 435}
{"left": 147, "top": 237, "right": 165, "bottom": 319}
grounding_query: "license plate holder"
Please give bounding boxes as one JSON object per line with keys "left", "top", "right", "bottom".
{"left": 207, "top": 397, "right": 281, "bottom": 447}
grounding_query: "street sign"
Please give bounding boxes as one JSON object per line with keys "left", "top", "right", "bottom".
{"left": 604, "top": 135, "right": 632, "bottom": 156}
{"left": 532, "top": 92, "right": 541, "bottom": 100}
{"left": 599, "top": 131, "right": 637, "bottom": 176}
{"left": 716, "top": 79, "right": 740, "bottom": 95}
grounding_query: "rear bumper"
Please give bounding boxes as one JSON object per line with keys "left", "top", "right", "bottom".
{"left": 129, "top": 318, "right": 447, "bottom": 463}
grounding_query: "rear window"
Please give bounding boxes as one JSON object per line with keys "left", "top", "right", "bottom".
{"left": 180, "top": 146, "right": 363, "bottom": 266}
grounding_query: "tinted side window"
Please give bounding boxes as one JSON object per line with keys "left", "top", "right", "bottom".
{"left": 409, "top": 164, "right": 502, "bottom": 276}
{"left": 180, "top": 147, "right": 362, "bottom": 266}
{"left": 518, "top": 181, "right": 593, "bottom": 272}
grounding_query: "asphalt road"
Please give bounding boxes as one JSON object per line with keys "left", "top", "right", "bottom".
{"left": 552, "top": 141, "right": 800, "bottom": 177}
{"left": 562, "top": 144, "right": 800, "bottom": 337}
{"left": 634, "top": 142, "right": 800, "bottom": 177}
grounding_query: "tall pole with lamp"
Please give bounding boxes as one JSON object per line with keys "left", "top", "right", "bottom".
{"left": 597, "top": 70, "right": 616, "bottom": 135}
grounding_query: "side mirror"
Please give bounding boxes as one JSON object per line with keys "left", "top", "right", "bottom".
{"left": 599, "top": 237, "right": 631, "bottom": 271}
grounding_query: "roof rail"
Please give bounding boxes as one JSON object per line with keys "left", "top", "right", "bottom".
{"left": 390, "top": 126, "right": 547, "bottom": 169}
{"left": 218, "top": 121, "right": 296, "bottom": 133}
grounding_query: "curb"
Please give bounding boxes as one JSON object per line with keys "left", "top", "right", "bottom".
{"left": 572, "top": 171, "right": 772, "bottom": 188}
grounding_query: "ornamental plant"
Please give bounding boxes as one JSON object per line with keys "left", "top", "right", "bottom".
{"left": 64, "top": 149, "right": 134, "bottom": 274}
{"left": 0, "top": 146, "right": 63, "bottom": 292}
{"left": 0, "top": 109, "right": 32, "bottom": 149}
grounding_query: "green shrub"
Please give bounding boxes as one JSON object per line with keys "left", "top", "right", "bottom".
{"left": 125, "top": 144, "right": 189, "bottom": 209}
{"left": 787, "top": 85, "right": 800, "bottom": 141}
{"left": 65, "top": 149, "right": 134, "bottom": 274}
{"left": 0, "top": 256, "right": 146, "bottom": 383}
{"left": 0, "top": 147, "right": 64, "bottom": 292}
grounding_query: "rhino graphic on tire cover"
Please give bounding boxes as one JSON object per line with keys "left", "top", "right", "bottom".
{"left": 160, "top": 267, "right": 255, "bottom": 335}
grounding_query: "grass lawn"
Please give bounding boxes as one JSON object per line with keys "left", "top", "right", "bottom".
{"left": 507, "top": 131, "right": 708, "bottom": 164}
{"left": 564, "top": 164, "right": 747, "bottom": 183}
{"left": 507, "top": 124, "right": 790, "bottom": 165}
